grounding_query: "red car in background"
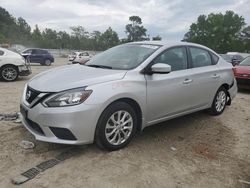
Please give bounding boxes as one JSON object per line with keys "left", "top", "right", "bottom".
{"left": 234, "top": 56, "right": 250, "bottom": 89}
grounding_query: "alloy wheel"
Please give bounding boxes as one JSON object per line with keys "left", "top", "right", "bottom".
{"left": 215, "top": 91, "right": 226, "bottom": 112}
{"left": 2, "top": 67, "right": 17, "bottom": 81}
{"left": 105, "top": 110, "right": 133, "bottom": 145}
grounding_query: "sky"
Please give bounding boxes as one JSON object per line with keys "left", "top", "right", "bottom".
{"left": 0, "top": 0, "right": 249, "bottom": 41}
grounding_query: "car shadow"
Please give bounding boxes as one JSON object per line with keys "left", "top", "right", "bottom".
{"left": 238, "top": 88, "right": 250, "bottom": 94}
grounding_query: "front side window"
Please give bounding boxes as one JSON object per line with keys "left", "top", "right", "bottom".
{"left": 86, "top": 44, "right": 161, "bottom": 70}
{"left": 23, "top": 49, "right": 32, "bottom": 54}
{"left": 153, "top": 47, "right": 187, "bottom": 71}
{"left": 190, "top": 47, "right": 213, "bottom": 68}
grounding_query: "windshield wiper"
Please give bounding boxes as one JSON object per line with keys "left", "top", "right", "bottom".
{"left": 86, "top": 64, "right": 112, "bottom": 69}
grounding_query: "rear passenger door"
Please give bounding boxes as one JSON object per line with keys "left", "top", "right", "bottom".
{"left": 188, "top": 46, "right": 221, "bottom": 107}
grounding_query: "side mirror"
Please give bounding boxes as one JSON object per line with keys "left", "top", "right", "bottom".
{"left": 151, "top": 63, "right": 171, "bottom": 74}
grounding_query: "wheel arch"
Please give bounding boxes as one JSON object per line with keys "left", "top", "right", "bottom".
{"left": 221, "top": 83, "right": 230, "bottom": 90}
{"left": 219, "top": 83, "right": 231, "bottom": 105}
{"left": 101, "top": 97, "right": 143, "bottom": 133}
{"left": 0, "top": 63, "right": 18, "bottom": 69}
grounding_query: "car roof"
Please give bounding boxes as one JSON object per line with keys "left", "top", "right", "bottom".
{"left": 127, "top": 41, "right": 218, "bottom": 54}
{"left": 24, "top": 48, "right": 48, "bottom": 51}
{"left": 227, "top": 52, "right": 250, "bottom": 58}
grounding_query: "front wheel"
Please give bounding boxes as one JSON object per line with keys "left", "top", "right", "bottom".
{"left": 95, "top": 102, "right": 137, "bottom": 151}
{"left": 0, "top": 65, "right": 18, "bottom": 82}
{"left": 209, "top": 87, "right": 227, "bottom": 115}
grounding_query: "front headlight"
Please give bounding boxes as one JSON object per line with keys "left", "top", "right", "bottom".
{"left": 43, "top": 87, "right": 92, "bottom": 107}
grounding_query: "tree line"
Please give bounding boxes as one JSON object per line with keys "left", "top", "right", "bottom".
{"left": 0, "top": 7, "right": 161, "bottom": 51}
{"left": 183, "top": 11, "right": 250, "bottom": 53}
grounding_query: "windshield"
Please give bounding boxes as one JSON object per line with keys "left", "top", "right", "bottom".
{"left": 239, "top": 56, "right": 250, "bottom": 66}
{"left": 85, "top": 44, "right": 161, "bottom": 70}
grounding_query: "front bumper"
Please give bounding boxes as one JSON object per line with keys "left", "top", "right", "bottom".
{"left": 235, "top": 77, "right": 250, "bottom": 90}
{"left": 20, "top": 101, "right": 101, "bottom": 145}
{"left": 18, "top": 65, "right": 32, "bottom": 76}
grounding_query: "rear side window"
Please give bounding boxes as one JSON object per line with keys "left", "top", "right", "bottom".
{"left": 190, "top": 47, "right": 213, "bottom": 68}
{"left": 0, "top": 50, "right": 4, "bottom": 56}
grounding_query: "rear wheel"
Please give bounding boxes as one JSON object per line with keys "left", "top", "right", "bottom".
{"left": 209, "top": 87, "right": 227, "bottom": 115}
{"left": 0, "top": 65, "right": 18, "bottom": 82}
{"left": 95, "top": 102, "right": 137, "bottom": 151}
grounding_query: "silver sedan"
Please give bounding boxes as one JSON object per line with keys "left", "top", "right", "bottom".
{"left": 20, "top": 41, "right": 237, "bottom": 150}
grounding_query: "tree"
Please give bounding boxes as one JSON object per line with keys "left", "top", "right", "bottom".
{"left": 100, "top": 27, "right": 119, "bottom": 49}
{"left": 57, "top": 31, "right": 71, "bottom": 49}
{"left": 41, "top": 28, "right": 58, "bottom": 48}
{"left": 239, "top": 26, "right": 250, "bottom": 52}
{"left": 31, "top": 25, "right": 42, "bottom": 47}
{"left": 125, "top": 16, "right": 147, "bottom": 42}
{"left": 16, "top": 17, "right": 31, "bottom": 44}
{"left": 0, "top": 6, "right": 17, "bottom": 43}
{"left": 183, "top": 11, "right": 246, "bottom": 53}
{"left": 152, "top": 35, "right": 162, "bottom": 41}
{"left": 89, "top": 31, "right": 102, "bottom": 50}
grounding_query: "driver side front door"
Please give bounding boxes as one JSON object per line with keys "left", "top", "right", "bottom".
{"left": 145, "top": 46, "right": 199, "bottom": 124}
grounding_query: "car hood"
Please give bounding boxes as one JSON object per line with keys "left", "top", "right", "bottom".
{"left": 234, "top": 66, "right": 250, "bottom": 74}
{"left": 28, "top": 65, "right": 127, "bottom": 92}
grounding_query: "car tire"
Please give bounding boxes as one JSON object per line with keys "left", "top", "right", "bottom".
{"left": 44, "top": 59, "right": 51, "bottom": 66}
{"left": 0, "top": 65, "right": 18, "bottom": 82}
{"left": 209, "top": 86, "right": 227, "bottom": 116}
{"left": 95, "top": 102, "right": 137, "bottom": 151}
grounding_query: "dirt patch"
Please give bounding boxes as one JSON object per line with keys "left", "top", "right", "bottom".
{"left": 193, "top": 143, "right": 217, "bottom": 160}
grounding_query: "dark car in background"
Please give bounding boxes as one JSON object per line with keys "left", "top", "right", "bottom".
{"left": 21, "top": 49, "right": 54, "bottom": 66}
{"left": 220, "top": 54, "right": 244, "bottom": 66}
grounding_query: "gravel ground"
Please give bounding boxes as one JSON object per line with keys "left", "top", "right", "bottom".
{"left": 0, "top": 58, "right": 249, "bottom": 188}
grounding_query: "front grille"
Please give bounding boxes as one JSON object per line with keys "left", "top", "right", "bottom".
{"left": 25, "top": 118, "right": 45, "bottom": 136}
{"left": 26, "top": 87, "right": 40, "bottom": 104}
{"left": 236, "top": 78, "right": 250, "bottom": 85}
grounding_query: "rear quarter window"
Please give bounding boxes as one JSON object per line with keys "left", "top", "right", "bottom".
{"left": 210, "top": 52, "right": 219, "bottom": 65}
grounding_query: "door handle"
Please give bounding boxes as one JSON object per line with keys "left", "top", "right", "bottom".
{"left": 183, "top": 79, "right": 193, "bottom": 84}
{"left": 212, "top": 74, "right": 220, "bottom": 78}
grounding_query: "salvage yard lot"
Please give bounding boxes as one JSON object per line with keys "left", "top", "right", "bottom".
{"left": 0, "top": 58, "right": 249, "bottom": 188}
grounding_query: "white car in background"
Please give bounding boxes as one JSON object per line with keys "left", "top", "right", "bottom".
{"left": 0, "top": 47, "right": 31, "bottom": 81}
{"left": 68, "top": 51, "right": 91, "bottom": 64}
